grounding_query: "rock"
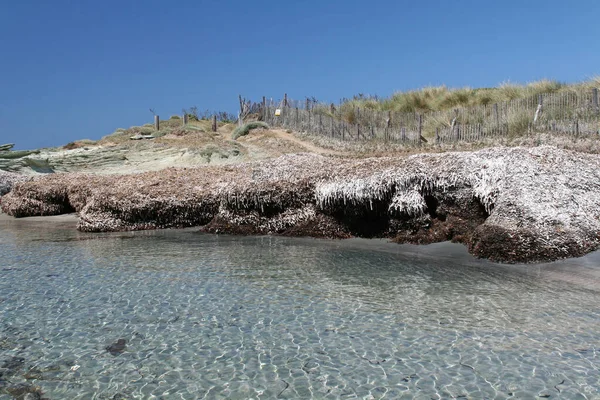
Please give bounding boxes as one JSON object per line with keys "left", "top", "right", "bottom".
{"left": 106, "top": 339, "right": 127, "bottom": 356}
{"left": 0, "top": 356, "right": 25, "bottom": 378}
{"left": 129, "top": 134, "right": 154, "bottom": 140}
{"left": 0, "top": 171, "right": 28, "bottom": 196}
{"left": 0, "top": 150, "right": 40, "bottom": 160}
{"left": 5, "top": 383, "right": 43, "bottom": 399}
{"left": 0, "top": 144, "right": 15, "bottom": 152}
{"left": 3, "top": 146, "right": 600, "bottom": 263}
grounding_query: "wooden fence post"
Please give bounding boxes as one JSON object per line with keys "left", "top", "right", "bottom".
{"left": 593, "top": 88, "right": 599, "bottom": 114}
{"left": 319, "top": 114, "right": 322, "bottom": 135}
{"left": 238, "top": 95, "right": 244, "bottom": 127}
{"left": 295, "top": 107, "right": 299, "bottom": 129}
{"left": 212, "top": 115, "right": 217, "bottom": 132}
{"left": 493, "top": 103, "right": 499, "bottom": 133}
{"left": 330, "top": 115, "right": 334, "bottom": 137}
{"left": 154, "top": 115, "right": 160, "bottom": 131}
{"left": 262, "top": 96, "right": 266, "bottom": 120}
{"left": 386, "top": 111, "right": 392, "bottom": 141}
{"left": 284, "top": 93, "right": 288, "bottom": 108}
{"left": 356, "top": 107, "right": 360, "bottom": 139}
{"left": 418, "top": 113, "right": 423, "bottom": 145}
{"left": 435, "top": 128, "right": 439, "bottom": 144}
{"left": 183, "top": 114, "right": 188, "bottom": 125}
{"left": 534, "top": 94, "right": 543, "bottom": 124}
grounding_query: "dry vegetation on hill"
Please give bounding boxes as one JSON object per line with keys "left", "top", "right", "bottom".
{"left": 336, "top": 78, "right": 600, "bottom": 113}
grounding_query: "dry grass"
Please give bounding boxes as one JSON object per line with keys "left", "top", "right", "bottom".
{"left": 98, "top": 119, "right": 235, "bottom": 146}
{"left": 292, "top": 78, "right": 600, "bottom": 146}
{"left": 335, "top": 79, "right": 597, "bottom": 114}
{"left": 232, "top": 121, "right": 270, "bottom": 140}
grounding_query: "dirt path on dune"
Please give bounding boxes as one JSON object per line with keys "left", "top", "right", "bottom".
{"left": 269, "top": 129, "right": 348, "bottom": 156}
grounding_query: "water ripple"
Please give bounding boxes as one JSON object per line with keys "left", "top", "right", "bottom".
{"left": 0, "top": 222, "right": 599, "bottom": 398}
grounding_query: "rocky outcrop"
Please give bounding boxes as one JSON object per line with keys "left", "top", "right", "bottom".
{"left": 0, "top": 170, "right": 28, "bottom": 196}
{"left": 3, "top": 146, "right": 600, "bottom": 263}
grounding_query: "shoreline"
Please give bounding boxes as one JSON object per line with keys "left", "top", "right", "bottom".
{"left": 0, "top": 211, "right": 79, "bottom": 223}
{"left": 3, "top": 213, "right": 600, "bottom": 290}
{"left": 2, "top": 146, "right": 600, "bottom": 263}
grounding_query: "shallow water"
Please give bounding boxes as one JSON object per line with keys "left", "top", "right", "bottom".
{"left": 0, "top": 217, "right": 599, "bottom": 399}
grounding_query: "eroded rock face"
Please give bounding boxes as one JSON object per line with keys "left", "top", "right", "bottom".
{"left": 3, "top": 147, "right": 600, "bottom": 263}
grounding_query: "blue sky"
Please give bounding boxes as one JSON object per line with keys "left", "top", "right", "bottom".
{"left": 1, "top": 0, "right": 599, "bottom": 149}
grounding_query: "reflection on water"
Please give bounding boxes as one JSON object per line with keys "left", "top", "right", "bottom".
{"left": 0, "top": 217, "right": 599, "bottom": 399}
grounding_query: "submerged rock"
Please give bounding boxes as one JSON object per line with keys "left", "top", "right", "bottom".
{"left": 0, "top": 357, "right": 25, "bottom": 379}
{"left": 3, "top": 146, "right": 600, "bottom": 263}
{"left": 4, "top": 383, "right": 44, "bottom": 400}
{"left": 105, "top": 339, "right": 127, "bottom": 356}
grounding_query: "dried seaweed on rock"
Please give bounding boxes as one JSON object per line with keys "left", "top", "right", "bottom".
{"left": 0, "top": 170, "right": 29, "bottom": 197}
{"left": 3, "top": 146, "right": 600, "bottom": 263}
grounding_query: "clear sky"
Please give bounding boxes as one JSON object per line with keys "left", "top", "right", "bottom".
{"left": 1, "top": 0, "right": 599, "bottom": 149}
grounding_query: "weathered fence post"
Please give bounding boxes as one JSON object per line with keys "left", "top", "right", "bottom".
{"left": 295, "top": 107, "right": 299, "bottom": 130}
{"left": 435, "top": 128, "right": 439, "bottom": 144}
{"left": 418, "top": 114, "right": 423, "bottom": 145}
{"left": 238, "top": 95, "right": 244, "bottom": 127}
{"left": 183, "top": 113, "right": 188, "bottom": 125}
{"left": 262, "top": 96, "right": 266, "bottom": 120}
{"left": 493, "top": 103, "right": 499, "bottom": 133}
{"left": 534, "top": 94, "right": 543, "bottom": 124}
{"left": 284, "top": 93, "right": 288, "bottom": 108}
{"left": 356, "top": 108, "right": 360, "bottom": 139}
{"left": 319, "top": 114, "right": 322, "bottom": 135}
{"left": 386, "top": 111, "right": 392, "bottom": 141}
{"left": 330, "top": 115, "right": 334, "bottom": 138}
{"left": 212, "top": 115, "right": 217, "bottom": 132}
{"left": 593, "top": 88, "right": 599, "bottom": 114}
{"left": 401, "top": 127, "right": 406, "bottom": 142}
{"left": 154, "top": 115, "right": 160, "bottom": 131}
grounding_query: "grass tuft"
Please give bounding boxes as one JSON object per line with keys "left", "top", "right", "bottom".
{"left": 232, "top": 122, "right": 270, "bottom": 140}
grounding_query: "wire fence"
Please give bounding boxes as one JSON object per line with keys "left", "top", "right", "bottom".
{"left": 255, "top": 88, "right": 600, "bottom": 145}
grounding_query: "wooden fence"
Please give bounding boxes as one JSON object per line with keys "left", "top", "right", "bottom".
{"left": 255, "top": 88, "right": 600, "bottom": 144}
{"left": 262, "top": 99, "right": 423, "bottom": 144}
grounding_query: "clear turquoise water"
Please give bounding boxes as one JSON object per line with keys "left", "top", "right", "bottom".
{"left": 1, "top": 217, "right": 600, "bottom": 399}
